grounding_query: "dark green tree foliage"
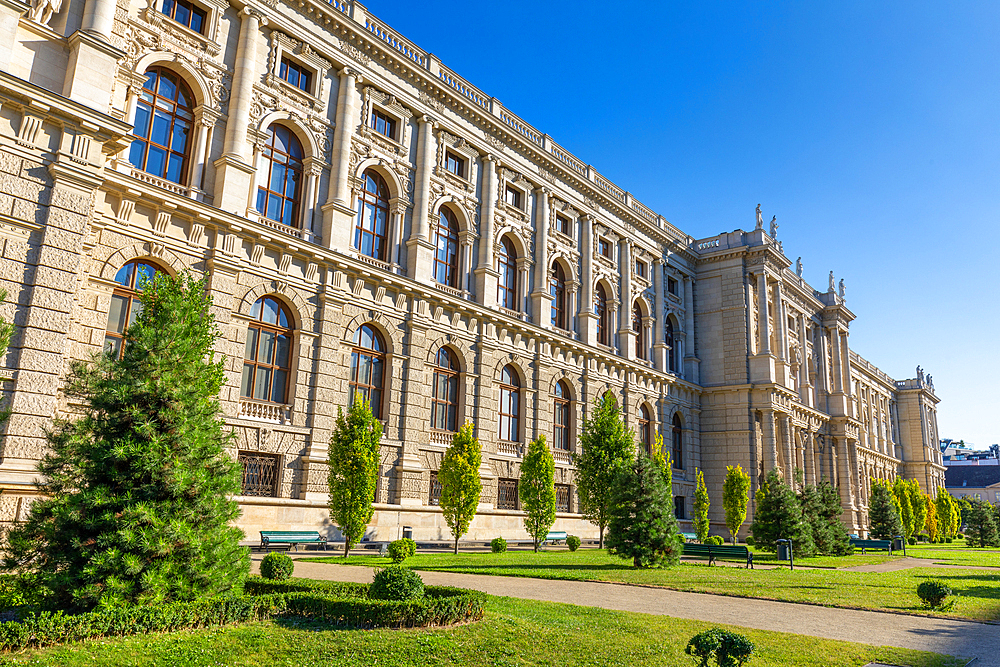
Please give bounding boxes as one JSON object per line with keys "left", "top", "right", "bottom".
{"left": 574, "top": 394, "right": 634, "bottom": 549}
{"left": 3, "top": 273, "right": 248, "bottom": 611}
{"left": 749, "top": 469, "right": 815, "bottom": 557}
{"left": 328, "top": 396, "right": 382, "bottom": 558}
{"left": 992, "top": 503, "right": 1000, "bottom": 539}
{"left": 518, "top": 435, "right": 556, "bottom": 552}
{"left": 868, "top": 479, "right": 904, "bottom": 540}
{"left": 798, "top": 481, "right": 852, "bottom": 556}
{"left": 606, "top": 454, "right": 682, "bottom": 568}
{"left": 964, "top": 499, "right": 999, "bottom": 547}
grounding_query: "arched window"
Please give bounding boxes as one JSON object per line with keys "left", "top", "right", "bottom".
{"left": 595, "top": 283, "right": 610, "bottom": 346}
{"left": 549, "top": 262, "right": 566, "bottom": 330}
{"left": 105, "top": 260, "right": 163, "bottom": 358}
{"left": 256, "top": 124, "right": 304, "bottom": 227}
{"left": 639, "top": 404, "right": 652, "bottom": 455}
{"left": 242, "top": 296, "right": 293, "bottom": 404}
{"left": 553, "top": 380, "right": 571, "bottom": 451}
{"left": 433, "top": 207, "right": 460, "bottom": 287}
{"left": 355, "top": 170, "right": 390, "bottom": 262}
{"left": 431, "top": 347, "right": 459, "bottom": 432}
{"left": 498, "top": 365, "right": 520, "bottom": 442}
{"left": 672, "top": 413, "right": 683, "bottom": 470}
{"left": 497, "top": 236, "right": 517, "bottom": 310}
{"left": 350, "top": 324, "right": 385, "bottom": 420}
{"left": 128, "top": 68, "right": 194, "bottom": 185}
{"left": 666, "top": 318, "right": 676, "bottom": 372}
{"left": 633, "top": 303, "right": 645, "bottom": 360}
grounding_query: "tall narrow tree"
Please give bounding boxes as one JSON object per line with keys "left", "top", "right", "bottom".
{"left": 893, "top": 478, "right": 915, "bottom": 539}
{"left": 935, "top": 488, "right": 956, "bottom": 539}
{"left": 3, "top": 273, "right": 248, "bottom": 611}
{"left": 606, "top": 454, "right": 682, "bottom": 568}
{"left": 693, "top": 468, "right": 710, "bottom": 542}
{"left": 907, "top": 480, "right": 928, "bottom": 540}
{"left": 328, "top": 396, "right": 382, "bottom": 558}
{"left": 439, "top": 421, "right": 482, "bottom": 554}
{"left": 519, "top": 435, "right": 556, "bottom": 552}
{"left": 574, "top": 394, "right": 634, "bottom": 549}
{"left": 722, "top": 465, "right": 751, "bottom": 545}
{"left": 924, "top": 493, "right": 939, "bottom": 542}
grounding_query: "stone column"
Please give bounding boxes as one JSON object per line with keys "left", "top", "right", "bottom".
{"left": 684, "top": 275, "right": 697, "bottom": 382}
{"left": 0, "top": 0, "right": 29, "bottom": 71}
{"left": 530, "top": 187, "right": 551, "bottom": 327}
{"left": 80, "top": 0, "right": 116, "bottom": 38}
{"left": 775, "top": 281, "right": 788, "bottom": 361}
{"left": 830, "top": 326, "right": 843, "bottom": 393}
{"left": 63, "top": 0, "right": 126, "bottom": 108}
{"left": 322, "top": 68, "right": 361, "bottom": 250}
{"left": 406, "top": 115, "right": 437, "bottom": 282}
{"left": 802, "top": 430, "right": 815, "bottom": 486}
{"left": 763, "top": 410, "right": 778, "bottom": 474}
{"left": 838, "top": 437, "right": 856, "bottom": 514}
{"left": 578, "top": 214, "right": 597, "bottom": 345}
{"left": 474, "top": 154, "right": 498, "bottom": 306}
{"left": 188, "top": 114, "right": 212, "bottom": 197}
{"left": 780, "top": 415, "right": 794, "bottom": 485}
{"left": 213, "top": 7, "right": 266, "bottom": 216}
{"left": 798, "top": 313, "right": 812, "bottom": 406}
{"left": 618, "top": 239, "right": 634, "bottom": 359}
{"left": 516, "top": 258, "right": 530, "bottom": 318}
{"left": 757, "top": 272, "right": 770, "bottom": 354}
{"left": 301, "top": 159, "right": 321, "bottom": 237}
{"left": 829, "top": 436, "right": 839, "bottom": 488}
{"left": 652, "top": 257, "right": 666, "bottom": 371}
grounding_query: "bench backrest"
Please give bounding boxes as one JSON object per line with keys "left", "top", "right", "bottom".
{"left": 260, "top": 531, "right": 323, "bottom": 539}
{"left": 545, "top": 531, "right": 568, "bottom": 539}
{"left": 850, "top": 539, "right": 891, "bottom": 548}
{"left": 683, "top": 544, "right": 749, "bottom": 557}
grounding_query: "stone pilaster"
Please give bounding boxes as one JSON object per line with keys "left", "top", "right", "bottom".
{"left": 530, "top": 187, "right": 551, "bottom": 327}
{"left": 406, "top": 115, "right": 437, "bottom": 283}
{"left": 578, "top": 214, "right": 597, "bottom": 346}
{"left": 652, "top": 257, "right": 666, "bottom": 371}
{"left": 473, "top": 154, "right": 498, "bottom": 306}
{"left": 618, "top": 238, "right": 634, "bottom": 360}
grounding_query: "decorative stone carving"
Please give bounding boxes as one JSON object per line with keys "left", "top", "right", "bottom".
{"left": 27, "top": 0, "right": 62, "bottom": 26}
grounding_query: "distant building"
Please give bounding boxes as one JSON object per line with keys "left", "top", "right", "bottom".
{"left": 945, "top": 466, "right": 1000, "bottom": 503}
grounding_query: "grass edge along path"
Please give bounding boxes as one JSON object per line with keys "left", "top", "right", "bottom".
{"left": 299, "top": 550, "right": 1000, "bottom": 622}
{"left": 0, "top": 594, "right": 967, "bottom": 667}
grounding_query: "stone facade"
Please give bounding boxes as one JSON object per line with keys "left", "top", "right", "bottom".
{"left": 0, "top": 0, "right": 944, "bottom": 540}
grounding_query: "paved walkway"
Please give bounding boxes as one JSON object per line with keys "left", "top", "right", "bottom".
{"left": 258, "top": 556, "right": 999, "bottom": 665}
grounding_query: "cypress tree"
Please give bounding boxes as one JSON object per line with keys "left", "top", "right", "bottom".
{"left": 925, "top": 494, "right": 939, "bottom": 542}
{"left": 693, "top": 468, "right": 710, "bottom": 542}
{"left": 722, "top": 464, "right": 751, "bottom": 545}
{"left": 750, "top": 469, "right": 815, "bottom": 556}
{"left": 3, "top": 273, "right": 248, "bottom": 611}
{"left": 439, "top": 421, "right": 482, "bottom": 554}
{"left": 328, "top": 396, "right": 382, "bottom": 558}
{"left": 519, "top": 435, "right": 556, "bottom": 552}
{"left": 869, "top": 479, "right": 904, "bottom": 540}
{"left": 606, "top": 454, "right": 682, "bottom": 568}
{"left": 964, "top": 499, "right": 999, "bottom": 548}
{"left": 908, "top": 480, "right": 928, "bottom": 540}
{"left": 893, "top": 478, "right": 915, "bottom": 539}
{"left": 935, "top": 488, "right": 956, "bottom": 538}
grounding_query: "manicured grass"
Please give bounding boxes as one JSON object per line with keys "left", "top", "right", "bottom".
{"left": 302, "top": 550, "right": 1000, "bottom": 621}
{"left": 0, "top": 594, "right": 965, "bottom": 666}
{"left": 747, "top": 549, "right": 897, "bottom": 569}
{"left": 907, "top": 540, "right": 1000, "bottom": 567}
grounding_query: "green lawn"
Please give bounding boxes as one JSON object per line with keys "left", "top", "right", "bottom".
{"left": 302, "top": 550, "right": 1000, "bottom": 621}
{"left": 747, "top": 549, "right": 897, "bottom": 569}
{"left": 907, "top": 540, "right": 1000, "bottom": 567}
{"left": 0, "top": 594, "right": 965, "bottom": 667}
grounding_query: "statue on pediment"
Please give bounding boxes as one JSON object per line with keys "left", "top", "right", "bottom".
{"left": 828, "top": 271, "right": 835, "bottom": 292}
{"left": 755, "top": 204, "right": 763, "bottom": 230}
{"left": 28, "top": 0, "right": 62, "bottom": 25}
{"left": 770, "top": 215, "right": 778, "bottom": 238}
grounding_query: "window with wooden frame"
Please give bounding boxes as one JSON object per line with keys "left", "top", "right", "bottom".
{"left": 597, "top": 237, "right": 611, "bottom": 258}
{"left": 497, "top": 236, "right": 518, "bottom": 311}
{"left": 370, "top": 108, "right": 397, "bottom": 141}
{"left": 672, "top": 413, "right": 683, "bottom": 470}
{"left": 555, "top": 213, "right": 571, "bottom": 237}
{"left": 160, "top": 0, "right": 207, "bottom": 34}
{"left": 128, "top": 68, "right": 194, "bottom": 185}
{"left": 429, "top": 471, "right": 442, "bottom": 506}
{"left": 674, "top": 495, "right": 685, "bottom": 520}
{"left": 555, "top": 484, "right": 571, "bottom": 512}
{"left": 279, "top": 57, "right": 313, "bottom": 94}
{"left": 105, "top": 260, "right": 164, "bottom": 358}
{"left": 633, "top": 303, "right": 645, "bottom": 360}
{"left": 553, "top": 380, "right": 571, "bottom": 451}
{"left": 638, "top": 404, "right": 652, "bottom": 456}
{"left": 549, "top": 262, "right": 567, "bottom": 330}
{"left": 355, "top": 169, "right": 390, "bottom": 262}
{"left": 349, "top": 324, "right": 385, "bottom": 420}
{"left": 667, "top": 276, "right": 679, "bottom": 296}
{"left": 433, "top": 207, "right": 460, "bottom": 288}
{"left": 241, "top": 296, "right": 293, "bottom": 405}
{"left": 497, "top": 478, "right": 519, "bottom": 510}
{"left": 444, "top": 151, "right": 465, "bottom": 178}
{"left": 635, "top": 260, "right": 647, "bottom": 279}
{"left": 595, "top": 283, "right": 611, "bottom": 347}
{"left": 504, "top": 185, "right": 522, "bottom": 210}
{"left": 256, "top": 124, "right": 304, "bottom": 227}
{"left": 431, "top": 347, "right": 460, "bottom": 433}
{"left": 666, "top": 318, "right": 677, "bottom": 373}
{"left": 239, "top": 451, "right": 280, "bottom": 497}
{"left": 498, "top": 365, "right": 520, "bottom": 443}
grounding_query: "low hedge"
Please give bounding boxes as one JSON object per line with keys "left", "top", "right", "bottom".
{"left": 243, "top": 577, "right": 369, "bottom": 598}
{"left": 282, "top": 587, "right": 485, "bottom": 628}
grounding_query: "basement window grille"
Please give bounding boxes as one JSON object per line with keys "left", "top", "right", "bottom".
{"left": 239, "top": 452, "right": 280, "bottom": 497}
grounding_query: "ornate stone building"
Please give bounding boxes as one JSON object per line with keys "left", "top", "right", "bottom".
{"left": 0, "top": 0, "right": 944, "bottom": 539}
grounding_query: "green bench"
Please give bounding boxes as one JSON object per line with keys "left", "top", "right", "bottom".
{"left": 681, "top": 532, "right": 698, "bottom": 542}
{"left": 259, "top": 531, "right": 328, "bottom": 551}
{"left": 849, "top": 538, "right": 893, "bottom": 555}
{"left": 544, "top": 531, "right": 568, "bottom": 545}
{"left": 683, "top": 543, "right": 754, "bottom": 569}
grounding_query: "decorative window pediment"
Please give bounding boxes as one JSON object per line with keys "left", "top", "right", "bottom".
{"left": 266, "top": 32, "right": 331, "bottom": 112}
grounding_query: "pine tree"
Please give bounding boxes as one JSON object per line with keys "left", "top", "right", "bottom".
{"left": 893, "top": 478, "right": 915, "bottom": 539}
{"left": 574, "top": 394, "right": 634, "bottom": 549}
{"left": 693, "top": 468, "right": 710, "bottom": 542}
{"left": 799, "top": 481, "right": 852, "bottom": 555}
{"left": 925, "top": 493, "right": 939, "bottom": 542}
{"left": 606, "top": 454, "right": 682, "bottom": 568}
{"left": 869, "top": 479, "right": 904, "bottom": 540}
{"left": 964, "top": 499, "right": 999, "bottom": 548}
{"left": 750, "top": 469, "right": 815, "bottom": 556}
{"left": 2, "top": 273, "right": 248, "bottom": 612}
{"left": 722, "top": 465, "right": 750, "bottom": 545}
{"left": 519, "top": 435, "right": 556, "bottom": 552}
{"left": 328, "top": 396, "right": 382, "bottom": 558}
{"left": 439, "top": 421, "right": 482, "bottom": 554}
{"left": 907, "top": 480, "right": 928, "bottom": 540}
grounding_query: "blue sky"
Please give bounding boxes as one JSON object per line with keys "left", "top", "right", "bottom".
{"left": 365, "top": 1, "right": 999, "bottom": 447}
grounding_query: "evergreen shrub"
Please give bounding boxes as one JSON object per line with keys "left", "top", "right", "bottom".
{"left": 704, "top": 535, "right": 724, "bottom": 546}
{"left": 945, "top": 537, "right": 953, "bottom": 543}
{"left": 260, "top": 553, "right": 294, "bottom": 581}
{"left": 916, "top": 580, "right": 952, "bottom": 609}
{"left": 388, "top": 538, "right": 416, "bottom": 563}
{"left": 369, "top": 566, "right": 424, "bottom": 601}
{"left": 566, "top": 535, "right": 581, "bottom": 552}
{"left": 744, "top": 536, "right": 754, "bottom": 547}
{"left": 491, "top": 537, "right": 507, "bottom": 554}
{"left": 685, "top": 627, "right": 755, "bottom": 666}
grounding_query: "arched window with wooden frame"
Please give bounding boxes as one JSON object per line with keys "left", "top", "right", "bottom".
{"left": 666, "top": 317, "right": 676, "bottom": 372}
{"left": 549, "top": 262, "right": 567, "bottom": 330}
{"left": 497, "top": 236, "right": 518, "bottom": 310}
{"left": 638, "top": 404, "right": 652, "bottom": 456}
{"left": 256, "top": 124, "right": 304, "bottom": 227}
{"left": 349, "top": 324, "right": 385, "bottom": 420}
{"left": 431, "top": 347, "right": 460, "bottom": 433}
{"left": 433, "top": 207, "right": 460, "bottom": 288}
{"left": 104, "top": 260, "right": 165, "bottom": 358}
{"left": 633, "top": 302, "right": 645, "bottom": 360}
{"left": 498, "top": 364, "right": 520, "bottom": 443}
{"left": 128, "top": 68, "right": 194, "bottom": 185}
{"left": 672, "top": 413, "right": 684, "bottom": 470}
{"left": 355, "top": 169, "right": 390, "bottom": 261}
{"left": 242, "top": 296, "right": 294, "bottom": 405}
{"left": 553, "top": 380, "right": 571, "bottom": 451}
{"left": 595, "top": 283, "right": 610, "bottom": 346}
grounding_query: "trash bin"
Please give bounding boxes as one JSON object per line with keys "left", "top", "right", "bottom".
{"left": 891, "top": 537, "right": 903, "bottom": 553}
{"left": 402, "top": 526, "right": 413, "bottom": 540}
{"left": 777, "top": 542, "right": 789, "bottom": 561}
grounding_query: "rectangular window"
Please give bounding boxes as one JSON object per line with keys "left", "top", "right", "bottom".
{"left": 667, "top": 277, "right": 678, "bottom": 295}
{"left": 497, "top": 478, "right": 519, "bottom": 510}
{"left": 556, "top": 484, "right": 571, "bottom": 513}
{"left": 370, "top": 109, "right": 397, "bottom": 141}
{"left": 239, "top": 451, "right": 280, "bottom": 497}
{"left": 279, "top": 58, "right": 312, "bottom": 94}
{"left": 505, "top": 186, "right": 522, "bottom": 209}
{"left": 674, "top": 495, "right": 685, "bottom": 520}
{"left": 429, "top": 472, "right": 442, "bottom": 506}
{"left": 636, "top": 261, "right": 646, "bottom": 279}
{"left": 161, "top": 0, "right": 207, "bottom": 34}
{"left": 445, "top": 151, "right": 465, "bottom": 178}
{"left": 555, "top": 214, "right": 570, "bottom": 236}
{"left": 598, "top": 238, "right": 611, "bottom": 258}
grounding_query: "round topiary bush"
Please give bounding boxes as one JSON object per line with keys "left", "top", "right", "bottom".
{"left": 704, "top": 535, "right": 724, "bottom": 546}
{"left": 491, "top": 537, "right": 507, "bottom": 554}
{"left": 744, "top": 536, "right": 755, "bottom": 547}
{"left": 370, "top": 565, "right": 425, "bottom": 601}
{"left": 388, "top": 538, "right": 417, "bottom": 563}
{"left": 917, "top": 580, "right": 952, "bottom": 609}
{"left": 566, "top": 535, "right": 581, "bottom": 552}
{"left": 260, "top": 552, "right": 294, "bottom": 581}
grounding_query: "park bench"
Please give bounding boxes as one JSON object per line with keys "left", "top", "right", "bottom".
{"left": 543, "top": 531, "right": 568, "bottom": 545}
{"left": 849, "top": 538, "right": 893, "bottom": 555}
{"left": 259, "top": 531, "right": 328, "bottom": 551}
{"left": 680, "top": 532, "right": 698, "bottom": 542}
{"left": 682, "top": 543, "right": 754, "bottom": 569}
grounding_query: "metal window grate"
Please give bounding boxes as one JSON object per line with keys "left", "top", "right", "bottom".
{"left": 556, "top": 484, "right": 571, "bottom": 513}
{"left": 429, "top": 471, "right": 442, "bottom": 506}
{"left": 497, "top": 478, "right": 518, "bottom": 510}
{"left": 239, "top": 452, "right": 280, "bottom": 497}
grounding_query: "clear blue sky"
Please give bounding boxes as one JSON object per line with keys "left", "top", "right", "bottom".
{"left": 365, "top": 0, "right": 999, "bottom": 447}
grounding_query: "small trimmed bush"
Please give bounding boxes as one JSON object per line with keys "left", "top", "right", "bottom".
{"left": 370, "top": 566, "right": 424, "bottom": 601}
{"left": 686, "top": 628, "right": 755, "bottom": 666}
{"left": 907, "top": 537, "right": 917, "bottom": 546}
{"left": 704, "top": 535, "right": 724, "bottom": 546}
{"left": 744, "top": 536, "right": 755, "bottom": 547}
{"left": 566, "top": 535, "right": 581, "bottom": 552}
{"left": 260, "top": 552, "right": 295, "bottom": 581}
{"left": 388, "top": 538, "right": 417, "bottom": 563}
{"left": 917, "top": 580, "right": 953, "bottom": 609}
{"left": 945, "top": 536, "right": 953, "bottom": 543}
{"left": 491, "top": 537, "right": 507, "bottom": 554}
